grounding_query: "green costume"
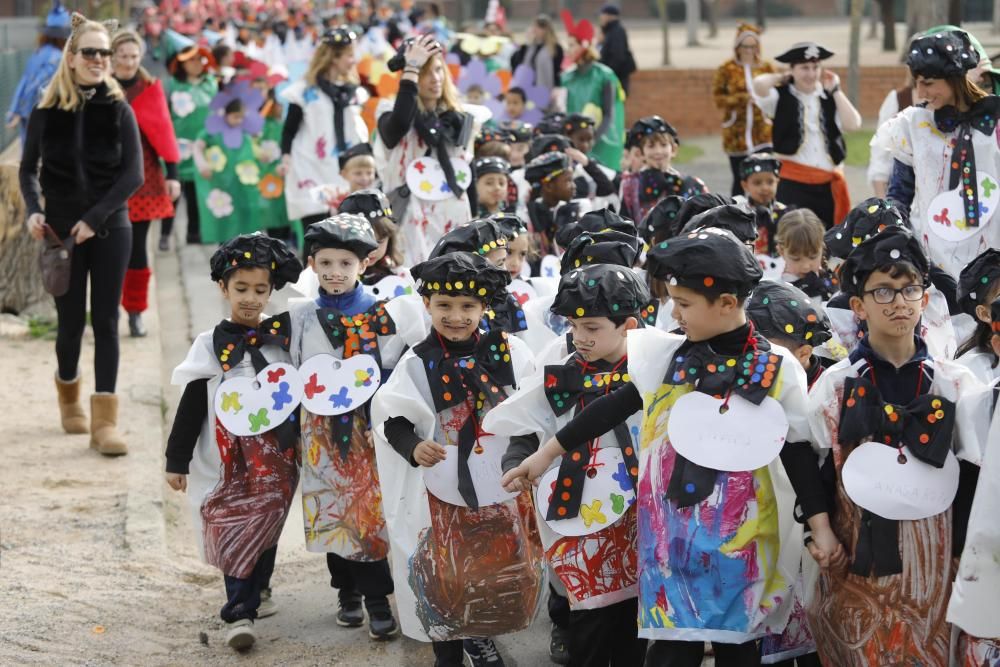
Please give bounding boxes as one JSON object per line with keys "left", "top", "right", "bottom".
{"left": 255, "top": 117, "right": 291, "bottom": 231}
{"left": 562, "top": 61, "right": 625, "bottom": 170}
{"left": 168, "top": 76, "right": 218, "bottom": 181}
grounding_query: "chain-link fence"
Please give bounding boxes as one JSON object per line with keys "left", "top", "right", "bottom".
{"left": 0, "top": 20, "right": 40, "bottom": 152}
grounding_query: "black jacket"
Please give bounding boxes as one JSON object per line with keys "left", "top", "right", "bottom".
{"left": 599, "top": 20, "right": 636, "bottom": 84}
{"left": 19, "top": 81, "right": 143, "bottom": 237}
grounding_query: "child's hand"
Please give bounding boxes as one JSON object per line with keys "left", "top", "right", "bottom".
{"left": 413, "top": 440, "right": 447, "bottom": 467}
{"left": 165, "top": 472, "right": 187, "bottom": 492}
{"left": 807, "top": 525, "right": 847, "bottom": 569}
{"left": 565, "top": 147, "right": 589, "bottom": 167}
{"left": 276, "top": 154, "right": 290, "bottom": 177}
{"left": 365, "top": 429, "right": 374, "bottom": 448}
{"left": 501, "top": 438, "right": 562, "bottom": 492}
{"left": 199, "top": 167, "right": 212, "bottom": 179}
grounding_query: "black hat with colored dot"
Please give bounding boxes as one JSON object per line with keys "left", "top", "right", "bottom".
{"left": 551, "top": 263, "right": 651, "bottom": 319}
{"left": 746, "top": 279, "right": 833, "bottom": 347}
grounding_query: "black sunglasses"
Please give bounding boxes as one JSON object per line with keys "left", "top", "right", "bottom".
{"left": 78, "top": 47, "right": 113, "bottom": 60}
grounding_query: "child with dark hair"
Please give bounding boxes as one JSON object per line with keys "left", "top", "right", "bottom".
{"left": 504, "top": 222, "right": 816, "bottom": 667}
{"left": 806, "top": 226, "right": 981, "bottom": 665}
{"left": 737, "top": 153, "right": 791, "bottom": 256}
{"left": 165, "top": 234, "right": 303, "bottom": 651}
{"left": 956, "top": 249, "right": 1000, "bottom": 382}
{"left": 503, "top": 86, "right": 527, "bottom": 122}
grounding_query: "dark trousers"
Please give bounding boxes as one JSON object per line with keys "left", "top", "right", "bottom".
{"left": 770, "top": 653, "right": 822, "bottom": 667}
{"left": 569, "top": 597, "right": 647, "bottom": 667}
{"left": 128, "top": 220, "right": 150, "bottom": 270}
{"left": 55, "top": 224, "right": 131, "bottom": 393}
{"left": 432, "top": 640, "right": 465, "bottom": 667}
{"left": 548, "top": 583, "right": 571, "bottom": 629}
{"left": 777, "top": 178, "right": 835, "bottom": 229}
{"left": 644, "top": 638, "right": 761, "bottom": 667}
{"left": 221, "top": 546, "right": 277, "bottom": 623}
{"left": 326, "top": 553, "right": 393, "bottom": 612}
{"left": 180, "top": 180, "right": 200, "bottom": 242}
{"left": 160, "top": 215, "right": 174, "bottom": 238}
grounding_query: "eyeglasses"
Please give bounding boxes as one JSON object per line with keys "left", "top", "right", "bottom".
{"left": 863, "top": 284, "right": 925, "bottom": 304}
{"left": 77, "top": 47, "right": 113, "bottom": 61}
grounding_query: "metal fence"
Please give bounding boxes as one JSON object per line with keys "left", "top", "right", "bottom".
{"left": 0, "top": 19, "right": 42, "bottom": 151}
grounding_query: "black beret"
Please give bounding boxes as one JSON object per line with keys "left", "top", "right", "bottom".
{"left": 529, "top": 133, "right": 572, "bottom": 161}
{"left": 338, "top": 142, "right": 374, "bottom": 170}
{"left": 647, "top": 227, "right": 763, "bottom": 297}
{"left": 552, "top": 201, "right": 586, "bottom": 248}
{"left": 429, "top": 217, "right": 508, "bottom": 259}
{"left": 563, "top": 113, "right": 596, "bottom": 134}
{"left": 338, "top": 188, "right": 394, "bottom": 221}
{"left": 535, "top": 112, "right": 567, "bottom": 136}
{"left": 775, "top": 42, "right": 834, "bottom": 64}
{"left": 675, "top": 192, "right": 735, "bottom": 231}
{"left": 681, "top": 203, "right": 760, "bottom": 244}
{"left": 321, "top": 27, "right": 357, "bottom": 46}
{"left": 839, "top": 226, "right": 930, "bottom": 296}
{"left": 957, "top": 249, "right": 1000, "bottom": 316}
{"left": 498, "top": 120, "right": 533, "bottom": 142}
{"left": 473, "top": 155, "right": 511, "bottom": 177}
{"left": 475, "top": 127, "right": 514, "bottom": 150}
{"left": 304, "top": 213, "right": 379, "bottom": 258}
{"left": 411, "top": 251, "right": 511, "bottom": 303}
{"left": 210, "top": 232, "right": 303, "bottom": 290}
{"left": 489, "top": 212, "right": 528, "bottom": 239}
{"left": 629, "top": 115, "right": 679, "bottom": 143}
{"left": 824, "top": 197, "right": 907, "bottom": 259}
{"left": 551, "top": 263, "right": 650, "bottom": 319}
{"left": 641, "top": 195, "right": 685, "bottom": 242}
{"left": 525, "top": 151, "right": 571, "bottom": 185}
{"left": 906, "top": 31, "right": 978, "bottom": 79}
{"left": 739, "top": 153, "right": 782, "bottom": 180}
{"left": 560, "top": 230, "right": 640, "bottom": 274}
{"left": 599, "top": 4, "right": 621, "bottom": 16}
{"left": 746, "top": 279, "right": 833, "bottom": 346}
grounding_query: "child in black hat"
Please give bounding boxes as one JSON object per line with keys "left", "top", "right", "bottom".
{"left": 736, "top": 152, "right": 792, "bottom": 256}
{"left": 484, "top": 263, "right": 650, "bottom": 667}
{"left": 165, "top": 233, "right": 303, "bottom": 651}
{"left": 562, "top": 113, "right": 620, "bottom": 213}
{"left": 503, "top": 223, "right": 818, "bottom": 667}
{"left": 473, "top": 155, "right": 512, "bottom": 216}
{"left": 371, "top": 252, "right": 544, "bottom": 663}
{"left": 618, "top": 115, "right": 708, "bottom": 224}
{"left": 956, "top": 248, "right": 1000, "bottom": 382}
{"left": 287, "top": 213, "right": 426, "bottom": 641}
{"left": 805, "top": 225, "right": 981, "bottom": 666}
{"left": 338, "top": 188, "right": 404, "bottom": 288}
{"left": 752, "top": 42, "right": 861, "bottom": 228}
{"left": 525, "top": 151, "right": 577, "bottom": 256}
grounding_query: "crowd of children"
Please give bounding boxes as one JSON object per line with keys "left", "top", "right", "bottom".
{"left": 145, "top": 11, "right": 1000, "bottom": 667}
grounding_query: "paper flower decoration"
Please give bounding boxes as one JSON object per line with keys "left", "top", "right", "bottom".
{"left": 206, "top": 189, "right": 234, "bottom": 217}
{"left": 259, "top": 174, "right": 284, "bottom": 199}
{"left": 235, "top": 161, "right": 260, "bottom": 185}
{"left": 170, "top": 90, "right": 196, "bottom": 118}
{"left": 205, "top": 80, "right": 265, "bottom": 149}
{"left": 255, "top": 139, "right": 281, "bottom": 164}
{"left": 177, "top": 138, "right": 193, "bottom": 161}
{"left": 457, "top": 59, "right": 504, "bottom": 118}
{"left": 234, "top": 58, "right": 288, "bottom": 88}
{"left": 204, "top": 145, "right": 227, "bottom": 172}
{"left": 501, "top": 65, "right": 551, "bottom": 126}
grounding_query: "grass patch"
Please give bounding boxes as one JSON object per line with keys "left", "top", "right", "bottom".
{"left": 28, "top": 317, "right": 58, "bottom": 340}
{"left": 674, "top": 142, "right": 705, "bottom": 165}
{"left": 843, "top": 129, "right": 874, "bottom": 168}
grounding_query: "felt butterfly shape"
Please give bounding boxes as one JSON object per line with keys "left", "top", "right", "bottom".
{"left": 271, "top": 382, "right": 293, "bottom": 411}
{"left": 248, "top": 408, "right": 271, "bottom": 433}
{"left": 304, "top": 373, "right": 326, "bottom": 400}
{"left": 329, "top": 386, "right": 352, "bottom": 409}
{"left": 580, "top": 500, "right": 607, "bottom": 528}
{"left": 220, "top": 392, "right": 243, "bottom": 414}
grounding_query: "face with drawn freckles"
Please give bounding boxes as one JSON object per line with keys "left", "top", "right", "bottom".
{"left": 425, "top": 293, "right": 488, "bottom": 342}
{"left": 219, "top": 267, "right": 273, "bottom": 327}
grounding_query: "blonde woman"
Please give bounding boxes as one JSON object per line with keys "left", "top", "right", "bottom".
{"left": 511, "top": 15, "right": 564, "bottom": 95}
{"left": 278, "top": 27, "right": 368, "bottom": 227}
{"left": 19, "top": 13, "right": 143, "bottom": 456}
{"left": 373, "top": 34, "right": 482, "bottom": 264}
{"left": 111, "top": 29, "right": 180, "bottom": 337}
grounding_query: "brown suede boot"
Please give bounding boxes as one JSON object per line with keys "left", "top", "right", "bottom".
{"left": 55, "top": 374, "right": 88, "bottom": 434}
{"left": 90, "top": 393, "right": 127, "bottom": 456}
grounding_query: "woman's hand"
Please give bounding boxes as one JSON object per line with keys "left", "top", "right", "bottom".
{"left": 821, "top": 69, "right": 841, "bottom": 93}
{"left": 26, "top": 212, "right": 46, "bottom": 240}
{"left": 165, "top": 179, "right": 181, "bottom": 201}
{"left": 5, "top": 113, "right": 20, "bottom": 130}
{"left": 165, "top": 472, "right": 187, "bottom": 492}
{"left": 404, "top": 34, "right": 441, "bottom": 70}
{"left": 70, "top": 221, "right": 96, "bottom": 244}
{"left": 276, "top": 154, "right": 291, "bottom": 177}
{"left": 969, "top": 57, "right": 993, "bottom": 87}
{"left": 413, "top": 440, "right": 447, "bottom": 467}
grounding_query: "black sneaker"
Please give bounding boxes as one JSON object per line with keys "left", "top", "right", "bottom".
{"left": 158, "top": 236, "right": 170, "bottom": 252}
{"left": 128, "top": 312, "right": 147, "bottom": 338}
{"left": 367, "top": 610, "right": 399, "bottom": 640}
{"left": 549, "top": 625, "right": 569, "bottom": 665}
{"left": 336, "top": 593, "right": 364, "bottom": 627}
{"left": 463, "top": 638, "right": 505, "bottom": 667}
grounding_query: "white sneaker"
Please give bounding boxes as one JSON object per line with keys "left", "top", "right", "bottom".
{"left": 225, "top": 618, "right": 257, "bottom": 650}
{"left": 257, "top": 588, "right": 277, "bottom": 618}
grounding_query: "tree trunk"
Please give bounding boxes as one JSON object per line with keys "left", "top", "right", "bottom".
{"left": 705, "top": 0, "right": 718, "bottom": 38}
{"left": 848, "top": 0, "right": 863, "bottom": 106}
{"left": 686, "top": 0, "right": 700, "bottom": 46}
{"left": 657, "top": 0, "right": 671, "bottom": 66}
{"left": 880, "top": 0, "right": 896, "bottom": 51}
{"left": 867, "top": 1, "right": 878, "bottom": 39}
{"left": 756, "top": 0, "right": 766, "bottom": 29}
{"left": 910, "top": 0, "right": 950, "bottom": 33}
{"left": 0, "top": 143, "right": 50, "bottom": 317}
{"left": 994, "top": 0, "right": 1000, "bottom": 34}
{"left": 948, "top": 0, "right": 962, "bottom": 26}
